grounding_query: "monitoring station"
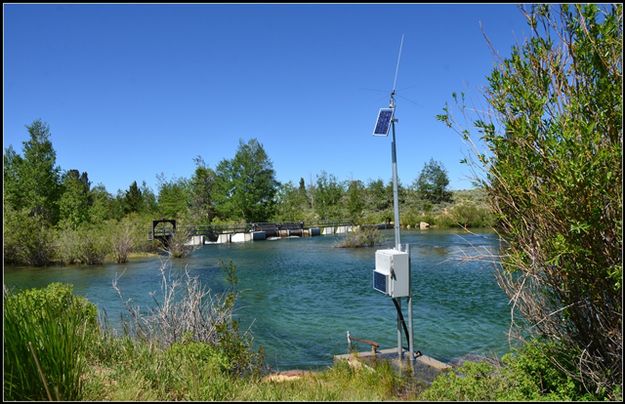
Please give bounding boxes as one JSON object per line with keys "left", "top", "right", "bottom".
{"left": 371, "top": 34, "right": 416, "bottom": 369}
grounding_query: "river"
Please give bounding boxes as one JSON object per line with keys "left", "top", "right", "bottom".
{"left": 3, "top": 229, "right": 513, "bottom": 370}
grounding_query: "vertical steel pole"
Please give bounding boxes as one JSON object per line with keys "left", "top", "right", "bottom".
{"left": 407, "top": 243, "right": 414, "bottom": 370}
{"left": 396, "top": 298, "right": 402, "bottom": 360}
{"left": 391, "top": 111, "right": 401, "bottom": 250}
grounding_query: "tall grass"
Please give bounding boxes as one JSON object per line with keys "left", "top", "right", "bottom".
{"left": 3, "top": 283, "right": 97, "bottom": 401}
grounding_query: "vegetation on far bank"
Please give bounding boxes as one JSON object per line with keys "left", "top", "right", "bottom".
{"left": 4, "top": 121, "right": 492, "bottom": 267}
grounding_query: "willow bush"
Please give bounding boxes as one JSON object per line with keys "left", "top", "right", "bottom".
{"left": 438, "top": 4, "right": 622, "bottom": 398}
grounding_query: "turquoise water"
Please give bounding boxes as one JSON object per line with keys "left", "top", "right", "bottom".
{"left": 3, "top": 229, "right": 512, "bottom": 370}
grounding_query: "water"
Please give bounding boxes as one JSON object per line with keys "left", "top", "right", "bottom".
{"left": 3, "top": 229, "right": 512, "bottom": 370}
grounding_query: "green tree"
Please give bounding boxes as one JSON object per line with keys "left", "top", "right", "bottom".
{"left": 16, "top": 120, "right": 62, "bottom": 224}
{"left": 140, "top": 181, "right": 158, "bottom": 214}
{"left": 189, "top": 156, "right": 216, "bottom": 224}
{"left": 157, "top": 174, "right": 191, "bottom": 219}
{"left": 59, "top": 169, "right": 91, "bottom": 229}
{"left": 438, "top": 4, "right": 622, "bottom": 397}
{"left": 3, "top": 145, "right": 24, "bottom": 209}
{"left": 273, "top": 181, "right": 308, "bottom": 222}
{"left": 415, "top": 159, "right": 452, "bottom": 204}
{"left": 214, "top": 138, "right": 278, "bottom": 223}
{"left": 344, "top": 180, "right": 365, "bottom": 224}
{"left": 123, "top": 181, "right": 144, "bottom": 215}
{"left": 365, "top": 179, "right": 390, "bottom": 212}
{"left": 312, "top": 171, "right": 344, "bottom": 221}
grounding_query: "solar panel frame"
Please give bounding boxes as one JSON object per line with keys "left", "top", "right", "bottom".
{"left": 373, "top": 108, "right": 394, "bottom": 136}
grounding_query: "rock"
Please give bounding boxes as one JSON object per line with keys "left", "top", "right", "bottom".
{"left": 419, "top": 221, "right": 430, "bottom": 229}
{"left": 262, "top": 369, "right": 310, "bottom": 383}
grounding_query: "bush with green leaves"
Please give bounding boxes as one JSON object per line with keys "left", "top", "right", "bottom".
{"left": 336, "top": 226, "right": 382, "bottom": 248}
{"left": 3, "top": 283, "right": 98, "bottom": 401}
{"left": 421, "top": 339, "right": 601, "bottom": 401}
{"left": 438, "top": 4, "right": 622, "bottom": 397}
{"left": 3, "top": 205, "right": 55, "bottom": 266}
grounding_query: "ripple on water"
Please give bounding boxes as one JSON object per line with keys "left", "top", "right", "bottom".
{"left": 3, "top": 230, "right": 511, "bottom": 369}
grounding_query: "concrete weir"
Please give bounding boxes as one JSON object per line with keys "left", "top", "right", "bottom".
{"left": 181, "top": 223, "right": 352, "bottom": 245}
{"left": 231, "top": 232, "right": 252, "bottom": 243}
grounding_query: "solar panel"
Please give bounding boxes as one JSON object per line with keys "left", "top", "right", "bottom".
{"left": 373, "top": 108, "right": 393, "bottom": 136}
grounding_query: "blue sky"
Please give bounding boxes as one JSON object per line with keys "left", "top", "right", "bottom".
{"left": 4, "top": 4, "right": 531, "bottom": 195}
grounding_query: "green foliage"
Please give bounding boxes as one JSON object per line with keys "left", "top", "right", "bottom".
{"left": 344, "top": 180, "right": 366, "bottom": 224}
{"left": 415, "top": 159, "right": 453, "bottom": 204}
{"left": 59, "top": 169, "right": 91, "bottom": 229}
{"left": 421, "top": 339, "right": 599, "bottom": 401}
{"left": 214, "top": 138, "right": 279, "bottom": 223}
{"left": 122, "top": 180, "right": 145, "bottom": 215}
{"left": 156, "top": 174, "right": 191, "bottom": 219}
{"left": 273, "top": 181, "right": 309, "bottom": 222}
{"left": 189, "top": 156, "right": 217, "bottom": 224}
{"left": 312, "top": 171, "right": 344, "bottom": 221}
{"left": 55, "top": 223, "right": 110, "bottom": 265}
{"left": 109, "top": 214, "right": 152, "bottom": 264}
{"left": 3, "top": 283, "right": 97, "bottom": 401}
{"left": 88, "top": 184, "right": 116, "bottom": 223}
{"left": 3, "top": 204, "right": 55, "bottom": 266}
{"left": 439, "top": 4, "right": 622, "bottom": 396}
{"left": 3, "top": 120, "right": 63, "bottom": 225}
{"left": 336, "top": 226, "right": 382, "bottom": 248}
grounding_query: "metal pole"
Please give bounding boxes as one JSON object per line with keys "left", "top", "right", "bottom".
{"left": 391, "top": 115, "right": 401, "bottom": 250}
{"left": 406, "top": 243, "right": 414, "bottom": 370}
{"left": 396, "top": 298, "right": 402, "bottom": 360}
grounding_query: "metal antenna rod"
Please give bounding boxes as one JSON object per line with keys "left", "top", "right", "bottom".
{"left": 389, "top": 34, "right": 404, "bottom": 251}
{"left": 392, "top": 34, "right": 405, "bottom": 93}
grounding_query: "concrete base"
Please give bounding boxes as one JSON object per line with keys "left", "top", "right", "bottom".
{"left": 334, "top": 348, "right": 451, "bottom": 384}
{"left": 231, "top": 232, "right": 252, "bottom": 243}
{"left": 184, "top": 235, "right": 204, "bottom": 246}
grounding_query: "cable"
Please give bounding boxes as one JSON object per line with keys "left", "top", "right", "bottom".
{"left": 392, "top": 297, "right": 410, "bottom": 350}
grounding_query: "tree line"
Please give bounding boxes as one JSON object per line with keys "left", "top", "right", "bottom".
{"left": 3, "top": 121, "right": 492, "bottom": 266}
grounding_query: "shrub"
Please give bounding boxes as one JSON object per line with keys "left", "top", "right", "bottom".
{"left": 3, "top": 283, "right": 97, "bottom": 400}
{"left": 112, "top": 258, "right": 263, "bottom": 377}
{"left": 55, "top": 224, "right": 110, "bottom": 265}
{"left": 3, "top": 206, "right": 55, "bottom": 266}
{"left": 420, "top": 339, "right": 599, "bottom": 401}
{"left": 438, "top": 4, "right": 622, "bottom": 396}
{"left": 336, "top": 226, "right": 382, "bottom": 248}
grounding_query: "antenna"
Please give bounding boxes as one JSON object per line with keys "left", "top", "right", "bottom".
{"left": 391, "top": 34, "right": 405, "bottom": 97}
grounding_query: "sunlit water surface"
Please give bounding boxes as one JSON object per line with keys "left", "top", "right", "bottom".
{"left": 4, "top": 229, "right": 512, "bottom": 370}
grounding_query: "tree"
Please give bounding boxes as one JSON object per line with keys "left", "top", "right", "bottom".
{"left": 15, "top": 120, "right": 62, "bottom": 224}
{"left": 157, "top": 174, "right": 191, "bottom": 219}
{"left": 123, "top": 181, "right": 144, "bottom": 215}
{"left": 214, "top": 138, "right": 279, "bottom": 223}
{"left": 438, "top": 4, "right": 622, "bottom": 397}
{"left": 88, "top": 184, "right": 115, "bottom": 223}
{"left": 365, "top": 179, "right": 390, "bottom": 212}
{"left": 140, "top": 181, "right": 158, "bottom": 214}
{"left": 312, "top": 171, "right": 343, "bottom": 221}
{"left": 344, "top": 180, "right": 365, "bottom": 224}
{"left": 273, "top": 181, "right": 308, "bottom": 222}
{"left": 189, "top": 156, "right": 216, "bottom": 224}
{"left": 59, "top": 169, "right": 91, "bottom": 229}
{"left": 415, "top": 159, "right": 452, "bottom": 204}
{"left": 3, "top": 145, "right": 24, "bottom": 209}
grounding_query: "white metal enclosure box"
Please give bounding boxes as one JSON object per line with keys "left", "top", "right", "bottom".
{"left": 373, "top": 249, "right": 409, "bottom": 298}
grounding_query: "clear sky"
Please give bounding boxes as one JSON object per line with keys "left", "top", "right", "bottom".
{"left": 4, "top": 3, "right": 531, "bottom": 195}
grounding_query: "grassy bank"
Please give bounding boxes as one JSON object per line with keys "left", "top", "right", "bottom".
{"left": 5, "top": 272, "right": 617, "bottom": 401}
